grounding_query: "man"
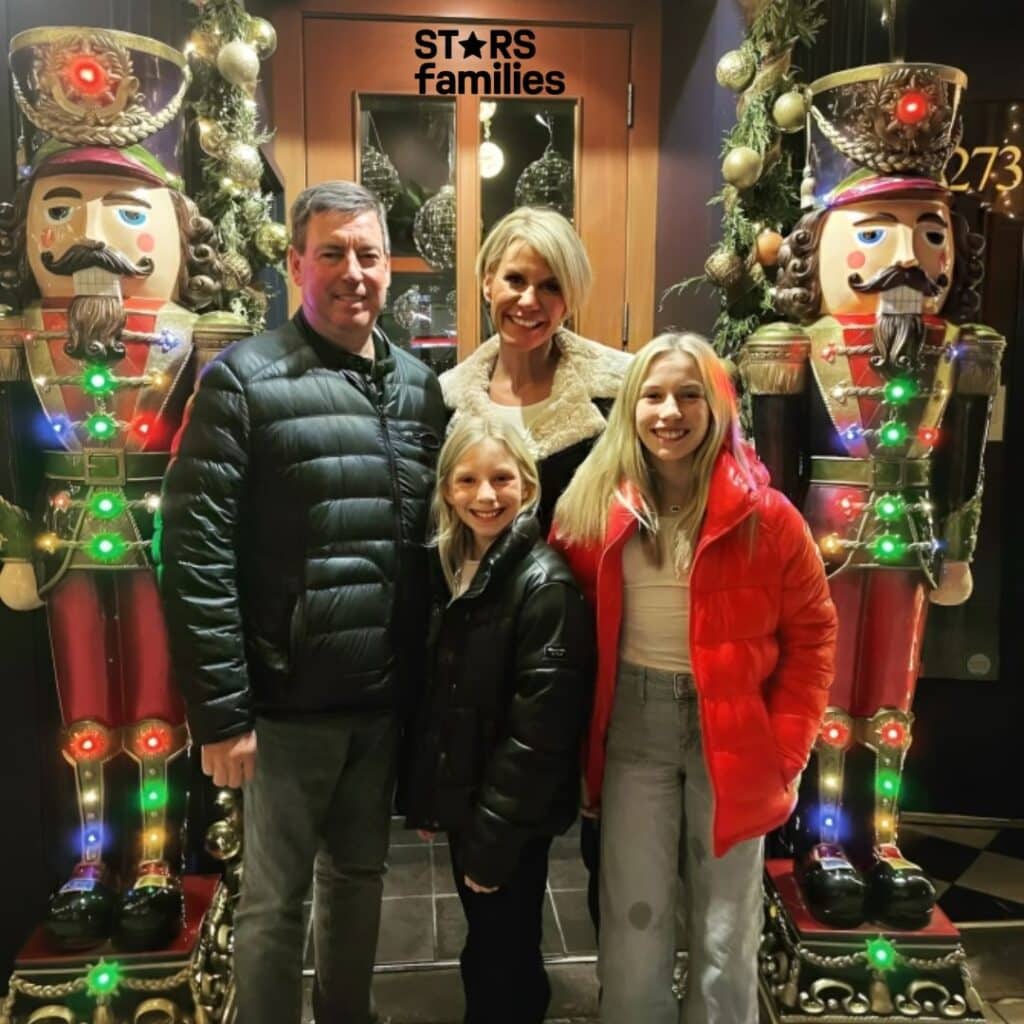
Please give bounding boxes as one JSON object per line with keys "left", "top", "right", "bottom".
{"left": 740, "top": 62, "right": 1004, "bottom": 930}
{"left": 0, "top": 26, "right": 231, "bottom": 952}
{"left": 159, "top": 180, "right": 447, "bottom": 1024}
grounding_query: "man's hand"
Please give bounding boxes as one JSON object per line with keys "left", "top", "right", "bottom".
{"left": 929, "top": 560, "right": 973, "bottom": 606}
{"left": 201, "top": 731, "right": 257, "bottom": 788}
{"left": 464, "top": 874, "right": 499, "bottom": 894}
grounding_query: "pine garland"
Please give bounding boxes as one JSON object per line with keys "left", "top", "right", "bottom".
{"left": 664, "top": 0, "right": 825, "bottom": 360}
{"left": 184, "top": 0, "right": 286, "bottom": 330}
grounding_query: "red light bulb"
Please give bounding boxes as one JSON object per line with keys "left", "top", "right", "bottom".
{"left": 896, "top": 91, "right": 930, "bottom": 125}
{"left": 69, "top": 56, "right": 108, "bottom": 96}
{"left": 917, "top": 426, "right": 939, "bottom": 446}
{"left": 881, "top": 722, "right": 907, "bottom": 747}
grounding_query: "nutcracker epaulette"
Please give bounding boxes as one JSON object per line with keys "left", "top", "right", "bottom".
{"left": 0, "top": 308, "right": 28, "bottom": 382}
{"left": 738, "top": 321, "right": 810, "bottom": 395}
{"left": 953, "top": 323, "right": 1005, "bottom": 396}
{"left": 192, "top": 309, "right": 253, "bottom": 374}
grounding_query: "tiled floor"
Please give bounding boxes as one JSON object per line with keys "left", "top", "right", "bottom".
{"left": 296, "top": 818, "right": 1024, "bottom": 1022}
{"left": 901, "top": 820, "right": 1024, "bottom": 923}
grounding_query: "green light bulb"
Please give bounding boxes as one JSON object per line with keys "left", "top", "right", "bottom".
{"left": 143, "top": 780, "right": 168, "bottom": 809}
{"left": 84, "top": 413, "right": 117, "bottom": 440}
{"left": 86, "top": 959, "right": 121, "bottom": 996}
{"left": 874, "top": 494, "right": 905, "bottom": 522}
{"left": 88, "top": 533, "right": 127, "bottom": 563}
{"left": 884, "top": 377, "right": 917, "bottom": 405}
{"left": 82, "top": 365, "right": 116, "bottom": 397}
{"left": 865, "top": 937, "right": 896, "bottom": 971}
{"left": 89, "top": 491, "right": 124, "bottom": 520}
{"left": 870, "top": 533, "right": 907, "bottom": 562}
{"left": 876, "top": 770, "right": 901, "bottom": 798}
{"left": 879, "top": 420, "right": 908, "bottom": 447}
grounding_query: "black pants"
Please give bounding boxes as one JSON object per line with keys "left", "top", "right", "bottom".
{"left": 450, "top": 833, "right": 553, "bottom": 1024}
{"left": 580, "top": 815, "right": 601, "bottom": 933}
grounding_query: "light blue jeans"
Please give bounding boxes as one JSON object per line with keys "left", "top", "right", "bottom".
{"left": 234, "top": 712, "right": 396, "bottom": 1024}
{"left": 598, "top": 662, "right": 764, "bottom": 1024}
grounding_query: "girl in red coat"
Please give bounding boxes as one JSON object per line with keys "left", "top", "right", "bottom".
{"left": 551, "top": 332, "right": 837, "bottom": 1024}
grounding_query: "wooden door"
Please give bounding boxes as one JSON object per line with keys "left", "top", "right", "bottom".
{"left": 303, "top": 17, "right": 631, "bottom": 362}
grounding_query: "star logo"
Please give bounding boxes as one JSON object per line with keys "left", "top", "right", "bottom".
{"left": 459, "top": 31, "right": 485, "bottom": 59}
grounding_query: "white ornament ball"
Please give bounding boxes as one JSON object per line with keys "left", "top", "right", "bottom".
{"left": 217, "top": 40, "right": 260, "bottom": 88}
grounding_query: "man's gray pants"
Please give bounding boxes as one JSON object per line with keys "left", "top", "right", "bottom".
{"left": 234, "top": 712, "right": 397, "bottom": 1024}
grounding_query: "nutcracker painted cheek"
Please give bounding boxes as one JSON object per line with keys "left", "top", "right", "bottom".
{"left": 137, "top": 232, "right": 156, "bottom": 254}
{"left": 847, "top": 250, "right": 867, "bottom": 270}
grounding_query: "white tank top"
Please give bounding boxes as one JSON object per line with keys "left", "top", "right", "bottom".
{"left": 619, "top": 513, "right": 692, "bottom": 672}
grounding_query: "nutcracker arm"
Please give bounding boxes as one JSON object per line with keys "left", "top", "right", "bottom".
{"left": 932, "top": 326, "right": 1004, "bottom": 563}
{"left": 738, "top": 323, "right": 811, "bottom": 506}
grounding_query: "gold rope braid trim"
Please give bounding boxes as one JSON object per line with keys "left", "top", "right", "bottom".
{"left": 811, "top": 104, "right": 958, "bottom": 176}
{"left": 12, "top": 64, "right": 190, "bottom": 149}
{"left": 7, "top": 963, "right": 192, "bottom": 1001}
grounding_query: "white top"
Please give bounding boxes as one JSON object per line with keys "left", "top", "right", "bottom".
{"left": 619, "top": 514, "right": 692, "bottom": 672}
{"left": 485, "top": 395, "right": 554, "bottom": 434}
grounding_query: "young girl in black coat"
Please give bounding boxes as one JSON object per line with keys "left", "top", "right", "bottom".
{"left": 404, "top": 415, "right": 593, "bottom": 1024}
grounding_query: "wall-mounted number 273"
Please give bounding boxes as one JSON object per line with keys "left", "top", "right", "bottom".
{"left": 947, "top": 145, "right": 1023, "bottom": 193}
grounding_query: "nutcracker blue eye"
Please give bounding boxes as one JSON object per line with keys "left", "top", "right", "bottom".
{"left": 923, "top": 229, "right": 947, "bottom": 248}
{"left": 116, "top": 208, "right": 148, "bottom": 227}
{"left": 855, "top": 228, "right": 886, "bottom": 246}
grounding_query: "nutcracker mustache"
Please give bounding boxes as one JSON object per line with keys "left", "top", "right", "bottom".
{"left": 848, "top": 264, "right": 947, "bottom": 296}
{"left": 42, "top": 240, "right": 154, "bottom": 278}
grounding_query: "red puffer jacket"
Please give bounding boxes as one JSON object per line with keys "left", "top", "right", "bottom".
{"left": 551, "top": 446, "right": 837, "bottom": 856}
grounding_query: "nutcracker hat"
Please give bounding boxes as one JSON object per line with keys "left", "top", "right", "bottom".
{"left": 801, "top": 61, "right": 968, "bottom": 211}
{"left": 8, "top": 26, "right": 189, "bottom": 190}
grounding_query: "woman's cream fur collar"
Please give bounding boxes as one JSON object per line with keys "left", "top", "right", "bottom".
{"left": 440, "top": 330, "right": 631, "bottom": 459}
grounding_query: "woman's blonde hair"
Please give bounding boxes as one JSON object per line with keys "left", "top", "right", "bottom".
{"left": 553, "top": 332, "right": 755, "bottom": 566}
{"left": 476, "top": 207, "right": 593, "bottom": 319}
{"left": 432, "top": 416, "right": 542, "bottom": 592}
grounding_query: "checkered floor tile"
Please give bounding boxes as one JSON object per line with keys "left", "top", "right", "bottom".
{"left": 900, "top": 822, "right": 1024, "bottom": 924}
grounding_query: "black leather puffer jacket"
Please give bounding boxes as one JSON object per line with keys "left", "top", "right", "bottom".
{"left": 403, "top": 515, "right": 593, "bottom": 887}
{"left": 158, "top": 314, "right": 447, "bottom": 745}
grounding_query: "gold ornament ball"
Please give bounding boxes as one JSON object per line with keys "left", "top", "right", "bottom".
{"left": 755, "top": 229, "right": 785, "bottom": 267}
{"left": 722, "top": 147, "right": 763, "bottom": 190}
{"left": 197, "top": 117, "right": 228, "bottom": 157}
{"left": 186, "top": 30, "right": 218, "bottom": 62}
{"left": 225, "top": 141, "right": 263, "bottom": 188}
{"left": 216, "top": 40, "right": 261, "bottom": 88}
{"left": 715, "top": 48, "right": 756, "bottom": 92}
{"left": 246, "top": 17, "right": 278, "bottom": 59}
{"left": 255, "top": 221, "right": 290, "bottom": 262}
{"left": 222, "top": 250, "right": 253, "bottom": 290}
{"left": 704, "top": 249, "right": 745, "bottom": 289}
{"left": 772, "top": 90, "right": 808, "bottom": 133}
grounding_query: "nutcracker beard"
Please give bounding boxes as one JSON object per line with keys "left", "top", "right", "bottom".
{"left": 848, "top": 263, "right": 948, "bottom": 375}
{"left": 41, "top": 240, "right": 154, "bottom": 362}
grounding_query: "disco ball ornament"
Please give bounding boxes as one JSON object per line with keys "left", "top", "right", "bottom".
{"left": 224, "top": 141, "right": 263, "bottom": 188}
{"left": 715, "top": 48, "right": 756, "bottom": 92}
{"left": 361, "top": 146, "right": 401, "bottom": 212}
{"left": 222, "top": 250, "right": 253, "bottom": 290}
{"left": 246, "top": 16, "right": 278, "bottom": 59}
{"left": 413, "top": 185, "right": 456, "bottom": 270}
{"left": 391, "top": 286, "right": 431, "bottom": 331}
{"left": 514, "top": 144, "right": 573, "bottom": 219}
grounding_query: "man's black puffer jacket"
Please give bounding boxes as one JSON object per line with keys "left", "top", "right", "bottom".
{"left": 403, "top": 514, "right": 594, "bottom": 888}
{"left": 158, "top": 315, "right": 447, "bottom": 746}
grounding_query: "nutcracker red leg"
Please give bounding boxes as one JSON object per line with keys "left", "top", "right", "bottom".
{"left": 44, "top": 572, "right": 119, "bottom": 949}
{"left": 112, "top": 572, "right": 187, "bottom": 951}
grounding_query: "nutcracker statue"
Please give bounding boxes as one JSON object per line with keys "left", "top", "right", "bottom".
{"left": 741, "top": 63, "right": 1004, "bottom": 933}
{"left": 0, "top": 27, "right": 237, "bottom": 955}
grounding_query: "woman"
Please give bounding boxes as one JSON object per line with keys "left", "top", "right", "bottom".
{"left": 441, "top": 205, "right": 629, "bottom": 927}
{"left": 440, "top": 206, "right": 631, "bottom": 535}
{"left": 551, "top": 333, "right": 837, "bottom": 1023}
{"left": 404, "top": 416, "right": 592, "bottom": 1024}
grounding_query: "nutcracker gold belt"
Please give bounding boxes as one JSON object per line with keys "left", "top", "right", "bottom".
{"left": 43, "top": 449, "right": 170, "bottom": 486}
{"left": 810, "top": 456, "right": 931, "bottom": 489}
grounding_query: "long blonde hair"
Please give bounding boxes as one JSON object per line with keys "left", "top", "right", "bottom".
{"left": 553, "top": 332, "right": 755, "bottom": 564}
{"left": 432, "top": 416, "right": 542, "bottom": 592}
